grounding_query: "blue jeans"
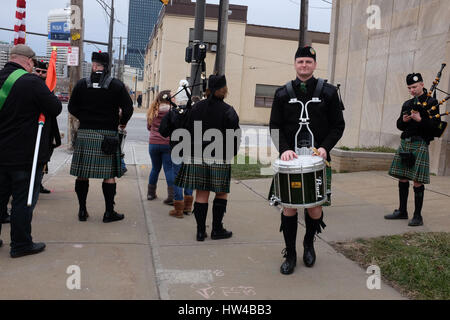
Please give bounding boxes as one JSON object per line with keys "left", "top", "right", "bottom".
{"left": 148, "top": 144, "right": 173, "bottom": 187}
{"left": 172, "top": 162, "right": 193, "bottom": 201}
{"left": 0, "top": 165, "right": 43, "bottom": 251}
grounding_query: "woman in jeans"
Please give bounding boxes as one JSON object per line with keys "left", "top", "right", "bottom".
{"left": 147, "top": 90, "right": 173, "bottom": 205}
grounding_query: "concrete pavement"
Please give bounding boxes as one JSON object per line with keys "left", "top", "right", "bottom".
{"left": 0, "top": 142, "right": 448, "bottom": 299}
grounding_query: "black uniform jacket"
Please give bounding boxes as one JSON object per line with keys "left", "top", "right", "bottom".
{"left": 396, "top": 90, "right": 439, "bottom": 144}
{"left": 269, "top": 76, "right": 345, "bottom": 162}
{"left": 0, "top": 62, "right": 62, "bottom": 170}
{"left": 175, "top": 96, "right": 241, "bottom": 163}
{"left": 68, "top": 77, "right": 133, "bottom": 131}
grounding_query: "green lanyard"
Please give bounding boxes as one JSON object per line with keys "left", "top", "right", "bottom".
{"left": 0, "top": 69, "right": 28, "bottom": 112}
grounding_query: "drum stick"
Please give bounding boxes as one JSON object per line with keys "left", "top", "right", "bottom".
{"left": 312, "top": 147, "right": 331, "bottom": 167}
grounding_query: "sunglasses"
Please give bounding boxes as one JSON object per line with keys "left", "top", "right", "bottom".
{"left": 35, "top": 69, "right": 47, "bottom": 74}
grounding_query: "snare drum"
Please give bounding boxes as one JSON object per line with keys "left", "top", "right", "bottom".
{"left": 271, "top": 155, "right": 327, "bottom": 208}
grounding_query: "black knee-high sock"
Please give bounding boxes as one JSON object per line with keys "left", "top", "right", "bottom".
{"left": 75, "top": 180, "right": 89, "bottom": 209}
{"left": 280, "top": 211, "right": 298, "bottom": 257}
{"left": 212, "top": 198, "right": 227, "bottom": 231}
{"left": 304, "top": 210, "right": 326, "bottom": 245}
{"left": 399, "top": 181, "right": 409, "bottom": 214}
{"left": 102, "top": 182, "right": 116, "bottom": 212}
{"left": 194, "top": 202, "right": 208, "bottom": 232}
{"left": 413, "top": 185, "right": 424, "bottom": 218}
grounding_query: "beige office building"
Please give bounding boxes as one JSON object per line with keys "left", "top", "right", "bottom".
{"left": 143, "top": 0, "right": 329, "bottom": 125}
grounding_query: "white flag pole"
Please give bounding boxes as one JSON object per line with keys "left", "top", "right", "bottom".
{"left": 27, "top": 114, "right": 46, "bottom": 207}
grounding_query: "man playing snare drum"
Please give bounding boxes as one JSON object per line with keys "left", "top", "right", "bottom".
{"left": 269, "top": 46, "right": 345, "bottom": 275}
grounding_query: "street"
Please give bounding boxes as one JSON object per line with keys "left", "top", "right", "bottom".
{"left": 57, "top": 104, "right": 150, "bottom": 145}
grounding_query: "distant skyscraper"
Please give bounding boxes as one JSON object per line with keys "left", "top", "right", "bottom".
{"left": 0, "top": 41, "right": 13, "bottom": 70}
{"left": 126, "top": 0, "right": 162, "bottom": 70}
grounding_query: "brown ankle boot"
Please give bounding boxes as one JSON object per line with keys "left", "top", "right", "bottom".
{"left": 163, "top": 186, "right": 174, "bottom": 205}
{"left": 183, "top": 195, "right": 194, "bottom": 215}
{"left": 169, "top": 200, "right": 184, "bottom": 218}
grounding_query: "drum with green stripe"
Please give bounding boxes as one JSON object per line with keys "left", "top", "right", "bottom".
{"left": 271, "top": 155, "right": 327, "bottom": 208}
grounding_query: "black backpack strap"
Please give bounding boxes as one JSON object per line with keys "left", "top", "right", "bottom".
{"left": 313, "top": 78, "right": 325, "bottom": 99}
{"left": 102, "top": 77, "right": 114, "bottom": 89}
{"left": 336, "top": 84, "right": 345, "bottom": 110}
{"left": 85, "top": 77, "right": 92, "bottom": 88}
{"left": 285, "top": 80, "right": 296, "bottom": 100}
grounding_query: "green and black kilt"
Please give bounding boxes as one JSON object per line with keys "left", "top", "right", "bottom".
{"left": 268, "top": 166, "right": 332, "bottom": 207}
{"left": 175, "top": 159, "right": 231, "bottom": 193}
{"left": 70, "top": 129, "right": 122, "bottom": 179}
{"left": 389, "top": 138, "right": 430, "bottom": 184}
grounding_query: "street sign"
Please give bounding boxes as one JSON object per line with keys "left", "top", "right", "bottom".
{"left": 67, "top": 46, "right": 79, "bottom": 66}
{"left": 49, "top": 21, "right": 71, "bottom": 47}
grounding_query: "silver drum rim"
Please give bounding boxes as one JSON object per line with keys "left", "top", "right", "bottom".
{"left": 273, "top": 159, "right": 326, "bottom": 174}
{"left": 277, "top": 197, "right": 327, "bottom": 209}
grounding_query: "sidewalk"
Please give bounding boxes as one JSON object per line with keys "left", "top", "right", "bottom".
{"left": 0, "top": 143, "right": 448, "bottom": 299}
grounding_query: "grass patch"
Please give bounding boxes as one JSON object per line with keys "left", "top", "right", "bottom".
{"left": 339, "top": 146, "right": 397, "bottom": 153}
{"left": 231, "top": 155, "right": 268, "bottom": 180}
{"left": 331, "top": 232, "right": 450, "bottom": 300}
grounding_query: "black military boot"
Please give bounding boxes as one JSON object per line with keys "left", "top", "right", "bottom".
{"left": 102, "top": 182, "right": 124, "bottom": 223}
{"left": 75, "top": 179, "right": 89, "bottom": 221}
{"left": 194, "top": 202, "right": 208, "bottom": 241}
{"left": 211, "top": 198, "right": 232, "bottom": 240}
{"left": 280, "top": 211, "right": 298, "bottom": 275}
{"left": 409, "top": 185, "right": 424, "bottom": 226}
{"left": 385, "top": 181, "right": 409, "bottom": 219}
{"left": 303, "top": 210, "right": 326, "bottom": 268}
{"left": 40, "top": 184, "right": 51, "bottom": 194}
{"left": 147, "top": 184, "right": 157, "bottom": 200}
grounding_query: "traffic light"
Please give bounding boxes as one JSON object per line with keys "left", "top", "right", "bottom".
{"left": 160, "top": 0, "right": 169, "bottom": 5}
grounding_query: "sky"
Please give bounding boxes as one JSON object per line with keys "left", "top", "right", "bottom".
{"left": 0, "top": 0, "right": 331, "bottom": 62}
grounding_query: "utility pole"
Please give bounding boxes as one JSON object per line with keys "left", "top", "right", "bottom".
{"left": 117, "top": 36, "right": 123, "bottom": 78}
{"left": 134, "top": 68, "right": 138, "bottom": 106}
{"left": 190, "top": 0, "right": 206, "bottom": 97}
{"left": 214, "top": 0, "right": 229, "bottom": 75}
{"left": 299, "top": 0, "right": 309, "bottom": 47}
{"left": 108, "top": 0, "right": 115, "bottom": 72}
{"left": 68, "top": 0, "right": 84, "bottom": 150}
{"left": 120, "top": 44, "right": 125, "bottom": 81}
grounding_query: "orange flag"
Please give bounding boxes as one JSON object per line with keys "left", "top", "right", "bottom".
{"left": 45, "top": 47, "right": 57, "bottom": 91}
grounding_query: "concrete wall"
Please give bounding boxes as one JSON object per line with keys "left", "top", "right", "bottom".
{"left": 329, "top": 0, "right": 450, "bottom": 175}
{"left": 331, "top": 148, "right": 395, "bottom": 172}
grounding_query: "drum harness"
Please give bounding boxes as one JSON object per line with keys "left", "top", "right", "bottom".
{"left": 285, "top": 78, "right": 325, "bottom": 156}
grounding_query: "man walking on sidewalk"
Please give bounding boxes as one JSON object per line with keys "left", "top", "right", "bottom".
{"left": 0, "top": 45, "right": 62, "bottom": 258}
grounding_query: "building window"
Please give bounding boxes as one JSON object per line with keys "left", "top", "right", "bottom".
{"left": 254, "top": 84, "right": 279, "bottom": 108}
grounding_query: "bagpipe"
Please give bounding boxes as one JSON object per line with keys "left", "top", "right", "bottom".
{"left": 414, "top": 63, "right": 449, "bottom": 137}
{"left": 158, "top": 80, "right": 205, "bottom": 139}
